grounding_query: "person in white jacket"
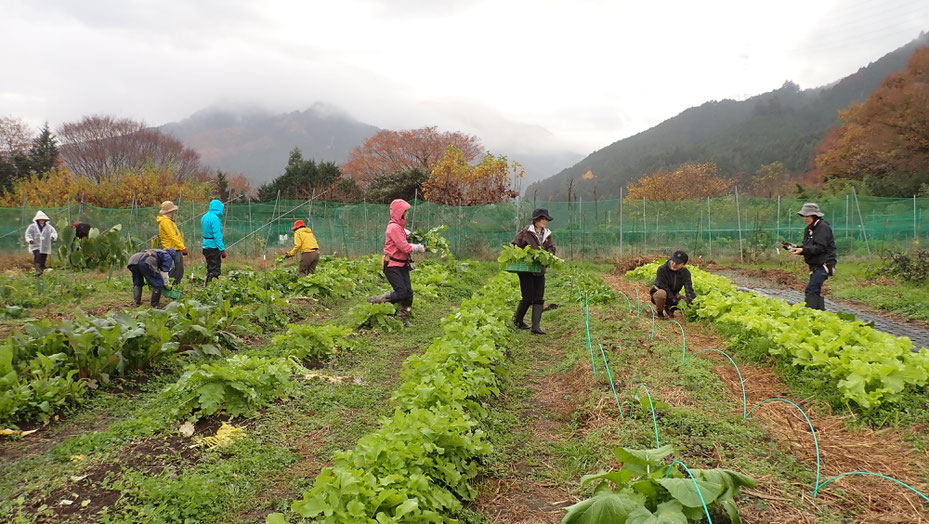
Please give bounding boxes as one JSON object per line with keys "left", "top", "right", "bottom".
{"left": 24, "top": 210, "right": 58, "bottom": 276}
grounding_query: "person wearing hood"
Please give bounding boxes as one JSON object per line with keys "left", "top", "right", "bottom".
{"left": 200, "top": 199, "right": 226, "bottom": 284}
{"left": 366, "top": 199, "right": 425, "bottom": 327}
{"left": 127, "top": 248, "right": 176, "bottom": 307}
{"left": 285, "top": 220, "right": 320, "bottom": 276}
{"left": 791, "top": 202, "right": 837, "bottom": 310}
{"left": 157, "top": 201, "right": 187, "bottom": 285}
{"left": 25, "top": 210, "right": 58, "bottom": 276}
{"left": 511, "top": 208, "right": 557, "bottom": 334}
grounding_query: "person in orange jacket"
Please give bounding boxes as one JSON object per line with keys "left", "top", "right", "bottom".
{"left": 156, "top": 201, "right": 187, "bottom": 285}
{"left": 285, "top": 220, "right": 321, "bottom": 276}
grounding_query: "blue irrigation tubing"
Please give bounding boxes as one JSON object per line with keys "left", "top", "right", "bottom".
{"left": 814, "top": 472, "right": 929, "bottom": 503}
{"left": 631, "top": 383, "right": 660, "bottom": 448}
{"left": 585, "top": 297, "right": 598, "bottom": 376}
{"left": 634, "top": 287, "right": 640, "bottom": 315}
{"left": 745, "top": 398, "right": 821, "bottom": 494}
{"left": 663, "top": 460, "right": 713, "bottom": 523}
{"left": 651, "top": 319, "right": 686, "bottom": 360}
{"left": 686, "top": 348, "right": 748, "bottom": 418}
{"left": 597, "top": 343, "right": 624, "bottom": 419}
{"left": 613, "top": 289, "right": 632, "bottom": 312}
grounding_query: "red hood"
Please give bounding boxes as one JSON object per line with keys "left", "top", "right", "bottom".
{"left": 389, "top": 199, "right": 411, "bottom": 227}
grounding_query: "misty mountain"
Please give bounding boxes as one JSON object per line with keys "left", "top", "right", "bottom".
{"left": 160, "top": 103, "right": 379, "bottom": 185}
{"left": 162, "top": 102, "right": 583, "bottom": 189}
{"left": 526, "top": 32, "right": 929, "bottom": 201}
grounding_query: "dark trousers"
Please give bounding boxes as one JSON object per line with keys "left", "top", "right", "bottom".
{"left": 169, "top": 250, "right": 184, "bottom": 285}
{"left": 299, "top": 250, "right": 320, "bottom": 276}
{"left": 203, "top": 248, "right": 222, "bottom": 284}
{"left": 384, "top": 265, "right": 413, "bottom": 305}
{"left": 517, "top": 272, "right": 545, "bottom": 306}
{"left": 32, "top": 251, "right": 48, "bottom": 269}
{"left": 805, "top": 265, "right": 829, "bottom": 296}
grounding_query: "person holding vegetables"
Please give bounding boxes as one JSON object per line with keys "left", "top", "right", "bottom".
{"left": 200, "top": 199, "right": 226, "bottom": 285}
{"left": 511, "top": 208, "right": 557, "bottom": 334}
{"left": 366, "top": 199, "right": 425, "bottom": 327}
{"left": 284, "top": 219, "right": 320, "bottom": 276}
{"left": 790, "top": 202, "right": 837, "bottom": 310}
{"left": 157, "top": 201, "right": 187, "bottom": 285}
{"left": 127, "top": 248, "right": 176, "bottom": 307}
{"left": 650, "top": 250, "right": 696, "bottom": 318}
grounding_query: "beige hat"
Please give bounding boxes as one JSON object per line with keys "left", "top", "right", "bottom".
{"left": 160, "top": 201, "right": 179, "bottom": 215}
{"left": 796, "top": 202, "right": 824, "bottom": 217}
{"left": 32, "top": 210, "right": 50, "bottom": 222}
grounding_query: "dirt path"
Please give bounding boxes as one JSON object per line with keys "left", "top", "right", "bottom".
{"left": 604, "top": 274, "right": 929, "bottom": 523}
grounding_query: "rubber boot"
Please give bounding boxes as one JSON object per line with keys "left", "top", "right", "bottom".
{"left": 817, "top": 295, "right": 826, "bottom": 311}
{"left": 34, "top": 261, "right": 43, "bottom": 277}
{"left": 132, "top": 286, "right": 143, "bottom": 306}
{"left": 398, "top": 301, "right": 413, "bottom": 327}
{"left": 513, "top": 301, "right": 530, "bottom": 329}
{"left": 804, "top": 293, "right": 819, "bottom": 309}
{"left": 530, "top": 304, "right": 546, "bottom": 335}
{"left": 367, "top": 292, "right": 391, "bottom": 304}
{"left": 150, "top": 288, "right": 162, "bottom": 308}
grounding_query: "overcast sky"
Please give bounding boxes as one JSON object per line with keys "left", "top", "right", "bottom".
{"left": 2, "top": 0, "right": 928, "bottom": 155}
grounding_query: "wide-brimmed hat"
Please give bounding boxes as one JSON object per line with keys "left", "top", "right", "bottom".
{"left": 32, "top": 211, "right": 49, "bottom": 222}
{"left": 159, "top": 201, "right": 179, "bottom": 215}
{"left": 670, "top": 250, "right": 689, "bottom": 264}
{"left": 531, "top": 208, "right": 554, "bottom": 221}
{"left": 292, "top": 220, "right": 306, "bottom": 231}
{"left": 796, "top": 202, "right": 824, "bottom": 217}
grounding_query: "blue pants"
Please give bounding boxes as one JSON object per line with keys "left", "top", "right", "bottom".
{"left": 805, "top": 265, "right": 828, "bottom": 297}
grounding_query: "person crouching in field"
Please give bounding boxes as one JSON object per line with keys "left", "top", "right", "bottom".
{"left": 285, "top": 220, "right": 320, "bottom": 276}
{"left": 366, "top": 199, "right": 425, "bottom": 327}
{"left": 157, "top": 201, "right": 187, "bottom": 286}
{"left": 650, "top": 250, "right": 696, "bottom": 318}
{"left": 790, "top": 202, "right": 837, "bottom": 310}
{"left": 127, "top": 248, "right": 176, "bottom": 307}
{"left": 512, "top": 208, "right": 557, "bottom": 334}
{"left": 25, "top": 210, "right": 58, "bottom": 277}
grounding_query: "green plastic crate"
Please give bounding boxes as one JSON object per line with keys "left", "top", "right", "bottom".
{"left": 504, "top": 261, "right": 543, "bottom": 273}
{"left": 163, "top": 288, "right": 183, "bottom": 299}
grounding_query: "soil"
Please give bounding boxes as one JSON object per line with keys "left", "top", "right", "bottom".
{"left": 603, "top": 273, "right": 929, "bottom": 523}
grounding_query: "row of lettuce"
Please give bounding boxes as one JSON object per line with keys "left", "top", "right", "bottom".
{"left": 268, "top": 273, "right": 517, "bottom": 523}
{"left": 627, "top": 262, "right": 929, "bottom": 409}
{"left": 0, "top": 256, "right": 457, "bottom": 427}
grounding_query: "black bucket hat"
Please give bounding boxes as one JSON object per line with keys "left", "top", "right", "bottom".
{"left": 531, "top": 208, "right": 554, "bottom": 221}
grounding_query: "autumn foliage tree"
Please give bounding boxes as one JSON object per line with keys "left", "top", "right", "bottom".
{"left": 58, "top": 115, "right": 206, "bottom": 182}
{"left": 814, "top": 46, "right": 929, "bottom": 196}
{"left": 423, "top": 146, "right": 522, "bottom": 205}
{"left": 626, "top": 162, "right": 734, "bottom": 201}
{"left": 341, "top": 127, "right": 482, "bottom": 186}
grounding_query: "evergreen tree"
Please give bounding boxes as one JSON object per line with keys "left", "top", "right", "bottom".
{"left": 257, "top": 147, "right": 340, "bottom": 201}
{"left": 28, "top": 122, "right": 59, "bottom": 175}
{"left": 215, "top": 171, "right": 231, "bottom": 202}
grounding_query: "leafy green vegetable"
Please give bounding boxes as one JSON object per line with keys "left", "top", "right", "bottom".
{"left": 498, "top": 244, "right": 564, "bottom": 271}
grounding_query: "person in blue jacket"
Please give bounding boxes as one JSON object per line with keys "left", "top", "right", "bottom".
{"left": 200, "top": 199, "right": 226, "bottom": 284}
{"left": 127, "top": 248, "right": 176, "bottom": 307}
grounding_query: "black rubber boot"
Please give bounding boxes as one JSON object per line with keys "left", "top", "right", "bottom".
{"left": 367, "top": 292, "right": 391, "bottom": 304}
{"left": 132, "top": 286, "right": 143, "bottom": 306}
{"left": 398, "top": 301, "right": 413, "bottom": 327}
{"left": 804, "top": 293, "right": 819, "bottom": 309}
{"left": 150, "top": 288, "right": 162, "bottom": 308}
{"left": 817, "top": 295, "right": 826, "bottom": 311}
{"left": 513, "top": 301, "right": 530, "bottom": 329}
{"left": 34, "top": 262, "right": 43, "bottom": 277}
{"left": 530, "top": 304, "right": 546, "bottom": 335}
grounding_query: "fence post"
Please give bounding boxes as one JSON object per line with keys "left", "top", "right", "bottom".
{"left": 642, "top": 198, "right": 646, "bottom": 247}
{"left": 776, "top": 195, "right": 781, "bottom": 242}
{"left": 735, "top": 186, "right": 744, "bottom": 263}
{"left": 915, "top": 194, "right": 918, "bottom": 245}
{"left": 619, "top": 188, "right": 624, "bottom": 258}
{"left": 845, "top": 194, "right": 850, "bottom": 239}
{"left": 852, "top": 187, "right": 872, "bottom": 260}
{"left": 707, "top": 196, "right": 712, "bottom": 259}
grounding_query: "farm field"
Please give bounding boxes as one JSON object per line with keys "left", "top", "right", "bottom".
{"left": 1, "top": 255, "right": 928, "bottom": 523}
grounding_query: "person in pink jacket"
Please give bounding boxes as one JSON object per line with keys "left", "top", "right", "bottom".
{"left": 366, "top": 199, "right": 425, "bottom": 326}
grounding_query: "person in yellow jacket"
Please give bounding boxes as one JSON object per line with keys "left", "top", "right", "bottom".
{"left": 285, "top": 220, "right": 320, "bottom": 276}
{"left": 156, "top": 201, "right": 187, "bottom": 285}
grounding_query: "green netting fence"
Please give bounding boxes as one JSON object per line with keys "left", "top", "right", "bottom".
{"left": 1, "top": 194, "right": 925, "bottom": 261}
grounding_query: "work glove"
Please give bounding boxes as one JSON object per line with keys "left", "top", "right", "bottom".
{"left": 411, "top": 243, "right": 426, "bottom": 253}
{"left": 221, "top": 250, "right": 227, "bottom": 259}
{"left": 182, "top": 248, "right": 188, "bottom": 256}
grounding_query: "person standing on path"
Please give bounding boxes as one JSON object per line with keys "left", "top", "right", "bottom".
{"left": 791, "top": 202, "right": 837, "bottom": 310}
{"left": 200, "top": 199, "right": 226, "bottom": 285}
{"left": 25, "top": 210, "right": 58, "bottom": 277}
{"left": 157, "top": 201, "right": 187, "bottom": 286}
{"left": 511, "top": 208, "right": 557, "bottom": 334}
{"left": 366, "top": 199, "right": 425, "bottom": 327}
{"left": 650, "top": 250, "right": 696, "bottom": 318}
{"left": 285, "top": 220, "right": 320, "bottom": 276}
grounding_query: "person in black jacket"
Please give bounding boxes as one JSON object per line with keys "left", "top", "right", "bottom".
{"left": 790, "top": 202, "right": 837, "bottom": 310}
{"left": 650, "top": 250, "right": 696, "bottom": 318}
{"left": 511, "top": 208, "right": 556, "bottom": 334}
